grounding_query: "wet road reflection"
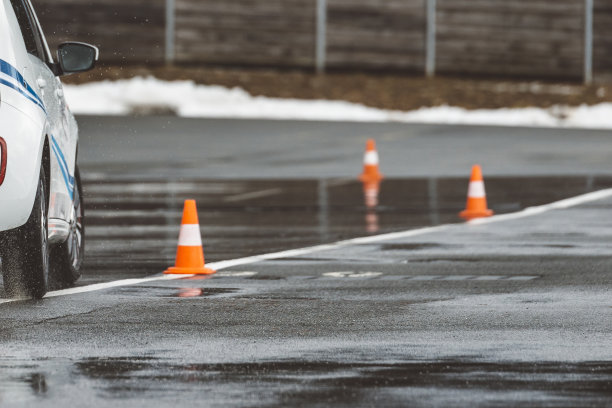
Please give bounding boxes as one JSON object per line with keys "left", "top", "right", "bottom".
{"left": 80, "top": 175, "right": 612, "bottom": 285}
{"left": 5, "top": 358, "right": 608, "bottom": 406}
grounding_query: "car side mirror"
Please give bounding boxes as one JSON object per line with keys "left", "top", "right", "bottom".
{"left": 56, "top": 42, "right": 99, "bottom": 75}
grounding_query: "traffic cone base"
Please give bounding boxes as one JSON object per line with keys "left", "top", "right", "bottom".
{"left": 164, "top": 266, "right": 216, "bottom": 275}
{"left": 164, "top": 200, "right": 216, "bottom": 275}
{"left": 459, "top": 208, "right": 494, "bottom": 220}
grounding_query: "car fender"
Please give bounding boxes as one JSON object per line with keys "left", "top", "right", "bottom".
{"left": 0, "top": 102, "right": 46, "bottom": 231}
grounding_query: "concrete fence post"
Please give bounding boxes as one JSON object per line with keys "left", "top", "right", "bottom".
{"left": 584, "top": 0, "right": 593, "bottom": 84}
{"left": 316, "top": 0, "right": 327, "bottom": 73}
{"left": 165, "top": 0, "right": 176, "bottom": 64}
{"left": 425, "top": 0, "right": 436, "bottom": 77}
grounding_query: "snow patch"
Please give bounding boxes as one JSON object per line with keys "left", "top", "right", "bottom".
{"left": 64, "top": 76, "right": 612, "bottom": 129}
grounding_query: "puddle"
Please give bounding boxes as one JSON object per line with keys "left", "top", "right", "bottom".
{"left": 113, "top": 286, "right": 239, "bottom": 298}
{"left": 2, "top": 357, "right": 609, "bottom": 406}
{"left": 381, "top": 243, "right": 452, "bottom": 251}
{"left": 80, "top": 176, "right": 612, "bottom": 283}
{"left": 69, "top": 358, "right": 612, "bottom": 405}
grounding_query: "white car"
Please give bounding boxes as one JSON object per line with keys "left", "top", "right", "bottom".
{"left": 0, "top": 0, "right": 97, "bottom": 298}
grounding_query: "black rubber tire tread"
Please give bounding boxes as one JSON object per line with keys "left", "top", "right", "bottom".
{"left": 50, "top": 165, "right": 84, "bottom": 287}
{"left": 1, "top": 167, "right": 49, "bottom": 299}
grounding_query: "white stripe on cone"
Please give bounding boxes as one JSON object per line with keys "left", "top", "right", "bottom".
{"left": 467, "top": 181, "right": 486, "bottom": 198}
{"left": 177, "top": 224, "right": 202, "bottom": 246}
{"left": 364, "top": 151, "right": 379, "bottom": 165}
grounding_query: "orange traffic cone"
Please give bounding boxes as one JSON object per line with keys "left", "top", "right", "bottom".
{"left": 359, "top": 139, "right": 383, "bottom": 182}
{"left": 164, "top": 200, "right": 216, "bottom": 275}
{"left": 459, "top": 165, "right": 494, "bottom": 220}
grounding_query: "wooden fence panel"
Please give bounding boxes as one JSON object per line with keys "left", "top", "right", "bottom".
{"left": 594, "top": 0, "right": 612, "bottom": 79}
{"left": 30, "top": 0, "right": 609, "bottom": 81}
{"left": 326, "top": 0, "right": 426, "bottom": 71}
{"left": 33, "top": 0, "right": 166, "bottom": 64}
{"left": 436, "top": 0, "right": 584, "bottom": 79}
{"left": 175, "top": 0, "right": 316, "bottom": 67}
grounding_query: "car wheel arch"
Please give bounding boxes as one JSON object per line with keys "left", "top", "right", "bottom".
{"left": 42, "top": 135, "right": 50, "bottom": 208}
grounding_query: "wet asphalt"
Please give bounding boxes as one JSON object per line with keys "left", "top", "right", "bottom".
{"left": 1, "top": 117, "right": 612, "bottom": 407}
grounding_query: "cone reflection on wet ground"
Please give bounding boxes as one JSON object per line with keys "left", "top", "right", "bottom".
{"left": 177, "top": 288, "right": 204, "bottom": 298}
{"left": 362, "top": 180, "right": 381, "bottom": 233}
{"left": 365, "top": 211, "right": 379, "bottom": 233}
{"left": 363, "top": 180, "right": 380, "bottom": 209}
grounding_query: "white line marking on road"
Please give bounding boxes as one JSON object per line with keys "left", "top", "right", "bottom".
{"left": 322, "top": 271, "right": 383, "bottom": 278}
{"left": 396, "top": 275, "right": 539, "bottom": 281}
{"left": 0, "top": 188, "right": 607, "bottom": 304}
{"left": 0, "top": 274, "right": 186, "bottom": 304}
{"left": 440, "top": 275, "right": 477, "bottom": 281}
{"left": 507, "top": 276, "right": 540, "bottom": 281}
{"left": 214, "top": 271, "right": 258, "bottom": 277}
{"left": 224, "top": 188, "right": 282, "bottom": 202}
{"left": 205, "top": 273, "right": 539, "bottom": 282}
{"left": 207, "top": 224, "right": 450, "bottom": 272}
{"left": 469, "top": 188, "right": 612, "bottom": 225}
{"left": 379, "top": 276, "right": 406, "bottom": 281}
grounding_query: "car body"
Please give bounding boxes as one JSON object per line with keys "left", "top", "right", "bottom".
{"left": 0, "top": 0, "right": 97, "bottom": 298}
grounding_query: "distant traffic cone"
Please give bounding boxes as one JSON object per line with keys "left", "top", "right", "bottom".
{"left": 164, "top": 200, "right": 216, "bottom": 275}
{"left": 459, "top": 165, "right": 494, "bottom": 220}
{"left": 359, "top": 139, "right": 383, "bottom": 182}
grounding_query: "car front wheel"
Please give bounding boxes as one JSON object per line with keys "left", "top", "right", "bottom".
{"left": 50, "top": 165, "right": 84, "bottom": 286}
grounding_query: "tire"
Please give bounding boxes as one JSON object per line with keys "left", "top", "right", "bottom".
{"left": 1, "top": 167, "right": 49, "bottom": 299}
{"left": 50, "top": 165, "right": 84, "bottom": 286}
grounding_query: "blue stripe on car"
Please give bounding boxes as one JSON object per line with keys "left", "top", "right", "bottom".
{"left": 0, "top": 77, "right": 45, "bottom": 110}
{"left": 50, "top": 136, "right": 73, "bottom": 186}
{"left": 0, "top": 59, "right": 46, "bottom": 113}
{"left": 0, "top": 60, "right": 42, "bottom": 103}
{"left": 50, "top": 135, "right": 74, "bottom": 200}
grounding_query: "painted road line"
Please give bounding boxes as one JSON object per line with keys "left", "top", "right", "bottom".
{"left": 206, "top": 274, "right": 539, "bottom": 281}
{"left": 379, "top": 276, "right": 406, "bottom": 281}
{"left": 469, "top": 188, "right": 612, "bottom": 225}
{"left": 404, "top": 275, "right": 539, "bottom": 281}
{"left": 214, "top": 271, "right": 258, "bottom": 277}
{"left": 440, "top": 275, "right": 477, "bottom": 281}
{"left": 322, "top": 271, "right": 383, "bottom": 278}
{"left": 0, "top": 274, "right": 187, "bottom": 304}
{"left": 0, "top": 188, "right": 607, "bottom": 304}
{"left": 207, "top": 224, "right": 451, "bottom": 271}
